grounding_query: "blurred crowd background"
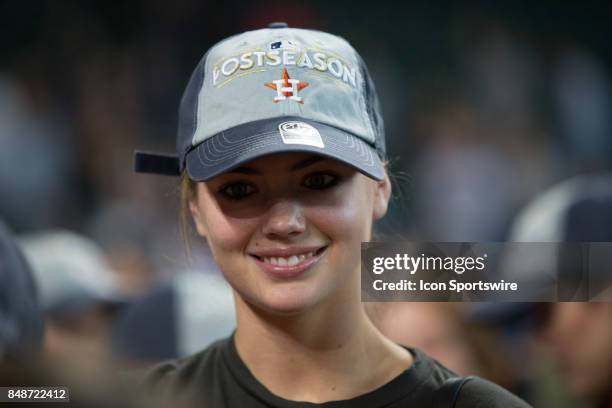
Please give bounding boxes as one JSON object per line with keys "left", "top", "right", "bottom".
{"left": 1, "top": 1, "right": 611, "bottom": 407}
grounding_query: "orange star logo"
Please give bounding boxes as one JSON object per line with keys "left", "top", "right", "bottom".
{"left": 265, "top": 68, "right": 309, "bottom": 103}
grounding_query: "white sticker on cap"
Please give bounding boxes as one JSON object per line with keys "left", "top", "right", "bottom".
{"left": 278, "top": 122, "right": 324, "bottom": 148}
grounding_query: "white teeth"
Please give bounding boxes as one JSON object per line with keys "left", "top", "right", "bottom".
{"left": 261, "top": 250, "right": 320, "bottom": 267}
{"left": 287, "top": 256, "right": 299, "bottom": 266}
{"left": 263, "top": 257, "right": 276, "bottom": 265}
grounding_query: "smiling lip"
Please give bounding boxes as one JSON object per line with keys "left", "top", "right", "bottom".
{"left": 249, "top": 246, "right": 327, "bottom": 278}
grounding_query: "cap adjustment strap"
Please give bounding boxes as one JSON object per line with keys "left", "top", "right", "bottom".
{"left": 134, "top": 151, "right": 181, "bottom": 176}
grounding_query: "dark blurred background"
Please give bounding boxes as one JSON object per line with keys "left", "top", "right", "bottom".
{"left": 1, "top": 1, "right": 611, "bottom": 406}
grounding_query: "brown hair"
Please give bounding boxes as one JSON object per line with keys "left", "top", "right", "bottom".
{"left": 179, "top": 171, "right": 198, "bottom": 258}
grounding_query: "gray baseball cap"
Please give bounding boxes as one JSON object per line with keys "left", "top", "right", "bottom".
{"left": 135, "top": 22, "right": 386, "bottom": 181}
{"left": 19, "top": 230, "right": 125, "bottom": 318}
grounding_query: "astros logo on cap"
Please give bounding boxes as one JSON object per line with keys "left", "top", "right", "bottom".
{"left": 264, "top": 68, "right": 309, "bottom": 103}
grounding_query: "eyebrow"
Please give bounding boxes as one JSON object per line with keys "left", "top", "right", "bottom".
{"left": 226, "top": 156, "right": 327, "bottom": 175}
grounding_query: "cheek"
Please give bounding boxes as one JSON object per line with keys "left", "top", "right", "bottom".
{"left": 306, "top": 181, "right": 374, "bottom": 278}
{"left": 205, "top": 213, "right": 257, "bottom": 254}
{"left": 203, "top": 213, "right": 260, "bottom": 293}
{"left": 196, "top": 191, "right": 258, "bottom": 256}
{"left": 311, "top": 203, "right": 370, "bottom": 241}
{"left": 314, "top": 180, "right": 374, "bottom": 241}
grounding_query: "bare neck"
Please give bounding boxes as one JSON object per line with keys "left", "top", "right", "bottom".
{"left": 233, "top": 293, "right": 413, "bottom": 403}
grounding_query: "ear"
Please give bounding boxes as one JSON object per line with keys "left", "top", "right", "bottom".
{"left": 189, "top": 197, "right": 208, "bottom": 238}
{"left": 372, "top": 172, "right": 392, "bottom": 220}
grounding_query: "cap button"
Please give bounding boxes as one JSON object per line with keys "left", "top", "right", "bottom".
{"left": 268, "top": 22, "right": 288, "bottom": 29}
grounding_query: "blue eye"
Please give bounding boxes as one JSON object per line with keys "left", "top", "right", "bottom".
{"left": 303, "top": 173, "right": 338, "bottom": 189}
{"left": 220, "top": 182, "right": 256, "bottom": 199}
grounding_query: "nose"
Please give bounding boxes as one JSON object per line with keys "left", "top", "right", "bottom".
{"left": 261, "top": 200, "right": 306, "bottom": 239}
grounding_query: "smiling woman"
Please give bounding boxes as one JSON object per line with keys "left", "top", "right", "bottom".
{"left": 186, "top": 153, "right": 387, "bottom": 318}
{"left": 135, "top": 22, "right": 530, "bottom": 408}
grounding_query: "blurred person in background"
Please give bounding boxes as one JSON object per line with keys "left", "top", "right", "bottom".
{"left": 0, "top": 220, "right": 44, "bottom": 362}
{"left": 474, "top": 173, "right": 612, "bottom": 407}
{"left": 19, "top": 229, "right": 126, "bottom": 370}
{"left": 511, "top": 173, "right": 612, "bottom": 408}
{"left": 88, "top": 201, "right": 166, "bottom": 296}
{"left": 111, "top": 270, "right": 235, "bottom": 367}
{"left": 0, "top": 225, "right": 178, "bottom": 406}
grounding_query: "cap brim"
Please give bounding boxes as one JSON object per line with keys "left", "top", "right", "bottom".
{"left": 186, "top": 116, "right": 385, "bottom": 181}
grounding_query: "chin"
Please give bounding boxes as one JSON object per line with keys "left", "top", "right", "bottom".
{"left": 235, "top": 280, "right": 324, "bottom": 316}
{"left": 260, "top": 285, "right": 322, "bottom": 315}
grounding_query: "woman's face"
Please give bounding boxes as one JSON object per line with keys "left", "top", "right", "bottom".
{"left": 189, "top": 153, "right": 390, "bottom": 315}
